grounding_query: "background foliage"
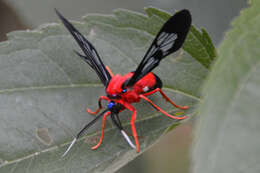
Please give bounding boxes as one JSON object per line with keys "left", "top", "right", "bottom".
{"left": 193, "top": 0, "right": 260, "bottom": 172}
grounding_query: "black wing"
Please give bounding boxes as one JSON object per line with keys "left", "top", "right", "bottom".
{"left": 125, "top": 9, "right": 191, "bottom": 87}
{"left": 55, "top": 9, "right": 111, "bottom": 86}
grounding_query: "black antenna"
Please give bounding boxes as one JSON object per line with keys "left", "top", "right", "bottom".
{"left": 62, "top": 109, "right": 109, "bottom": 157}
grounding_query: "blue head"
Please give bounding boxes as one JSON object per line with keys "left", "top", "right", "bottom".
{"left": 107, "top": 101, "right": 116, "bottom": 110}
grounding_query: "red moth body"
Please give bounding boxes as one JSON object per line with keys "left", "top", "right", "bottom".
{"left": 106, "top": 72, "right": 157, "bottom": 103}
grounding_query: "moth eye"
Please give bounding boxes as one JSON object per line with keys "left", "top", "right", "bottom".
{"left": 122, "top": 89, "right": 127, "bottom": 93}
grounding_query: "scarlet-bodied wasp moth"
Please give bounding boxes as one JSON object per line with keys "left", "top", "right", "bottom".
{"left": 55, "top": 9, "right": 191, "bottom": 156}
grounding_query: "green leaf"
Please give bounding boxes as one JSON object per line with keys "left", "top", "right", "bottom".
{"left": 183, "top": 26, "right": 217, "bottom": 68}
{"left": 0, "top": 8, "right": 211, "bottom": 172}
{"left": 193, "top": 0, "right": 260, "bottom": 173}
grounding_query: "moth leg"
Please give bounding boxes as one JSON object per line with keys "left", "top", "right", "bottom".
{"left": 139, "top": 94, "right": 187, "bottom": 120}
{"left": 114, "top": 113, "right": 143, "bottom": 139}
{"left": 120, "top": 102, "right": 139, "bottom": 152}
{"left": 110, "top": 113, "right": 136, "bottom": 149}
{"left": 87, "top": 96, "right": 110, "bottom": 115}
{"left": 105, "top": 66, "right": 114, "bottom": 77}
{"left": 91, "top": 111, "right": 111, "bottom": 150}
{"left": 130, "top": 108, "right": 139, "bottom": 152}
{"left": 143, "top": 88, "right": 188, "bottom": 110}
{"left": 62, "top": 109, "right": 109, "bottom": 157}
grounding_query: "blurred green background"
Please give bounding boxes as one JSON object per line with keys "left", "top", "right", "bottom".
{"left": 0, "top": 0, "right": 246, "bottom": 172}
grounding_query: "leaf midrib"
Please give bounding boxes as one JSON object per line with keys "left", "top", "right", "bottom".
{"left": 0, "top": 83, "right": 200, "bottom": 101}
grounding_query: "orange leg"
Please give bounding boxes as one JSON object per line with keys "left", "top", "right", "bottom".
{"left": 120, "top": 102, "right": 139, "bottom": 152}
{"left": 139, "top": 95, "right": 186, "bottom": 120}
{"left": 87, "top": 96, "right": 110, "bottom": 115}
{"left": 106, "top": 66, "right": 114, "bottom": 77}
{"left": 130, "top": 110, "right": 139, "bottom": 152}
{"left": 143, "top": 88, "right": 188, "bottom": 110}
{"left": 91, "top": 111, "right": 111, "bottom": 150}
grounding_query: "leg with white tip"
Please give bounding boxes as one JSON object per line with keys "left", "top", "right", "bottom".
{"left": 110, "top": 112, "right": 136, "bottom": 149}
